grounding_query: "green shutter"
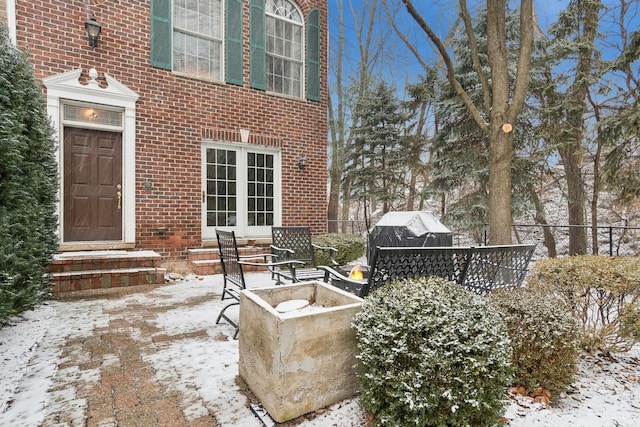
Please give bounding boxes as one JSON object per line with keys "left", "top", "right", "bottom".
{"left": 226, "top": 0, "right": 244, "bottom": 85}
{"left": 306, "top": 9, "right": 321, "bottom": 101}
{"left": 249, "top": 0, "right": 266, "bottom": 90}
{"left": 150, "top": 0, "right": 172, "bottom": 70}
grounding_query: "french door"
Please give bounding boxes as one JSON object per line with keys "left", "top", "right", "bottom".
{"left": 202, "top": 143, "right": 281, "bottom": 238}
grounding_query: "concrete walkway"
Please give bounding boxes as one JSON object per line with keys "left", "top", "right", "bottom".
{"left": 2, "top": 273, "right": 365, "bottom": 427}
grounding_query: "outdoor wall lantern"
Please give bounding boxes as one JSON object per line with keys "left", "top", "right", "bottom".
{"left": 298, "top": 156, "right": 308, "bottom": 170}
{"left": 84, "top": 17, "right": 102, "bottom": 48}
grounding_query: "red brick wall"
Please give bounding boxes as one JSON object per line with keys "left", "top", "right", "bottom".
{"left": 15, "top": 0, "right": 328, "bottom": 257}
{"left": 0, "top": 3, "right": 6, "bottom": 29}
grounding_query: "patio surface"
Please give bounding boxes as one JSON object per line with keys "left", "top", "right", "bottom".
{"left": 0, "top": 272, "right": 365, "bottom": 427}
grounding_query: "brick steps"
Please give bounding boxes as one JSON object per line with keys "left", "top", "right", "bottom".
{"left": 50, "top": 250, "right": 165, "bottom": 294}
{"left": 188, "top": 247, "right": 271, "bottom": 275}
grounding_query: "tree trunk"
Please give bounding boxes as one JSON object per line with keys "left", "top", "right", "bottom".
{"left": 486, "top": 0, "right": 513, "bottom": 245}
{"left": 487, "top": 126, "right": 513, "bottom": 244}
{"left": 327, "top": 95, "right": 341, "bottom": 233}
{"left": 340, "top": 183, "right": 350, "bottom": 234}
{"left": 528, "top": 183, "right": 557, "bottom": 257}
{"left": 559, "top": 147, "right": 588, "bottom": 255}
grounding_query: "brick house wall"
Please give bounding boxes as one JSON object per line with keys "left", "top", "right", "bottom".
{"left": 13, "top": 0, "right": 328, "bottom": 258}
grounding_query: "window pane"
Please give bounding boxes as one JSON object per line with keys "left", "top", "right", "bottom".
{"left": 63, "top": 104, "right": 122, "bottom": 127}
{"left": 205, "top": 148, "right": 236, "bottom": 229}
{"left": 265, "top": 0, "right": 303, "bottom": 97}
{"left": 246, "top": 151, "right": 275, "bottom": 227}
{"left": 173, "top": 0, "right": 223, "bottom": 81}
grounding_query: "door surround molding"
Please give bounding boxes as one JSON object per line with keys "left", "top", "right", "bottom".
{"left": 44, "top": 68, "right": 139, "bottom": 245}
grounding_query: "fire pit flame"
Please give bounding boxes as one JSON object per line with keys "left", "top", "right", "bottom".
{"left": 349, "top": 264, "right": 364, "bottom": 281}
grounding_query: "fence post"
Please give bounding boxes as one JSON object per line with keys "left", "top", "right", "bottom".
{"left": 609, "top": 226, "right": 613, "bottom": 256}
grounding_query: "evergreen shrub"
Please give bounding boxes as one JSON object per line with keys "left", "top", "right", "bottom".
{"left": 488, "top": 288, "right": 580, "bottom": 398}
{"left": 0, "top": 26, "right": 58, "bottom": 322}
{"left": 527, "top": 255, "right": 640, "bottom": 352}
{"left": 352, "top": 277, "right": 512, "bottom": 426}
{"left": 313, "top": 233, "right": 365, "bottom": 266}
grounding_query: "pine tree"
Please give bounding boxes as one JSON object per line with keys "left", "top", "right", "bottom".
{"left": 0, "top": 25, "right": 58, "bottom": 321}
{"left": 345, "top": 81, "right": 411, "bottom": 228}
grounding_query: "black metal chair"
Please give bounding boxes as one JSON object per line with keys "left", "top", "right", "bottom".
{"left": 269, "top": 226, "right": 339, "bottom": 283}
{"left": 215, "top": 229, "right": 303, "bottom": 338}
{"left": 320, "top": 244, "right": 536, "bottom": 298}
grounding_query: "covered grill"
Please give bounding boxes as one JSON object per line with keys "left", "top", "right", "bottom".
{"left": 367, "top": 211, "right": 452, "bottom": 262}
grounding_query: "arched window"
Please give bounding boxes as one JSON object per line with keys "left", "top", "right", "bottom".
{"left": 265, "top": 0, "right": 303, "bottom": 97}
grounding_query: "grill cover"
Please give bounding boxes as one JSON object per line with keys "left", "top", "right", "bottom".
{"left": 367, "top": 211, "right": 452, "bottom": 262}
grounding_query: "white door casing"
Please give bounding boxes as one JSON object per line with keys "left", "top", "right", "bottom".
{"left": 43, "top": 68, "right": 138, "bottom": 245}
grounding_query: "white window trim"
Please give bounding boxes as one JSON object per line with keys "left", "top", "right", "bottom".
{"left": 5, "top": 0, "right": 16, "bottom": 45}
{"left": 43, "top": 68, "right": 138, "bottom": 245}
{"left": 201, "top": 140, "right": 282, "bottom": 239}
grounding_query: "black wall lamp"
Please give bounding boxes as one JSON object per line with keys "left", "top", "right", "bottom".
{"left": 298, "top": 156, "right": 307, "bottom": 170}
{"left": 84, "top": 17, "right": 102, "bottom": 48}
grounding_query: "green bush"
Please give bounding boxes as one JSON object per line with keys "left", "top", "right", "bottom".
{"left": 527, "top": 255, "right": 640, "bottom": 353}
{"left": 352, "top": 277, "right": 512, "bottom": 426}
{"left": 488, "top": 288, "right": 580, "bottom": 398}
{"left": 313, "top": 233, "right": 365, "bottom": 266}
{"left": 1, "top": 26, "right": 59, "bottom": 322}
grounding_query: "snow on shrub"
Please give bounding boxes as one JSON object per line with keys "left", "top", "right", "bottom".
{"left": 527, "top": 255, "right": 640, "bottom": 353}
{"left": 488, "top": 288, "right": 580, "bottom": 399}
{"left": 352, "top": 277, "right": 512, "bottom": 426}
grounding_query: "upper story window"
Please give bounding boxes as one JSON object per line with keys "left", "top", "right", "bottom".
{"left": 173, "top": 0, "right": 224, "bottom": 81}
{"left": 265, "top": 0, "right": 303, "bottom": 97}
{"left": 150, "top": 0, "right": 321, "bottom": 101}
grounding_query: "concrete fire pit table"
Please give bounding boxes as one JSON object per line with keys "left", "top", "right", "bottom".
{"left": 238, "top": 281, "right": 363, "bottom": 423}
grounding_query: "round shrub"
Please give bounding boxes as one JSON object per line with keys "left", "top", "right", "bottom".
{"left": 352, "top": 277, "right": 512, "bottom": 426}
{"left": 527, "top": 255, "right": 640, "bottom": 352}
{"left": 313, "top": 233, "right": 365, "bottom": 266}
{"left": 488, "top": 288, "right": 580, "bottom": 399}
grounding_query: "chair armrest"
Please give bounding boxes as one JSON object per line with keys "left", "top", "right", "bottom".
{"left": 238, "top": 253, "right": 278, "bottom": 261}
{"left": 312, "top": 244, "right": 339, "bottom": 266}
{"left": 270, "top": 244, "right": 296, "bottom": 256}
{"left": 318, "top": 265, "right": 366, "bottom": 285}
{"left": 239, "top": 259, "right": 305, "bottom": 268}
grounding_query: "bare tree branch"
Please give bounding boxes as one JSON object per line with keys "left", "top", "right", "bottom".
{"left": 459, "top": 0, "right": 492, "bottom": 116}
{"left": 398, "top": 0, "right": 490, "bottom": 133}
{"left": 508, "top": 0, "right": 534, "bottom": 123}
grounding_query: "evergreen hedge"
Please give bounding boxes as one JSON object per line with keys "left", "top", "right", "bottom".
{"left": 0, "top": 26, "right": 58, "bottom": 322}
{"left": 488, "top": 288, "right": 580, "bottom": 399}
{"left": 313, "top": 233, "right": 366, "bottom": 266}
{"left": 352, "top": 277, "right": 512, "bottom": 426}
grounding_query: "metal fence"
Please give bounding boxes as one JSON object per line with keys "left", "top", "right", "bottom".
{"left": 327, "top": 220, "right": 640, "bottom": 257}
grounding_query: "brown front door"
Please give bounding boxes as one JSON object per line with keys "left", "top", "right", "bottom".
{"left": 64, "top": 127, "right": 123, "bottom": 241}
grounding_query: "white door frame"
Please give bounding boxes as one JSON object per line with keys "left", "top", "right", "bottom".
{"left": 43, "top": 68, "right": 139, "bottom": 245}
{"left": 201, "top": 140, "right": 282, "bottom": 239}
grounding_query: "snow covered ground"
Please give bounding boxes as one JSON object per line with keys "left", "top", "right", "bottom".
{"left": 1, "top": 272, "right": 639, "bottom": 426}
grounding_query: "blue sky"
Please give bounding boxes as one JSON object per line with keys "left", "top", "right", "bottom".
{"left": 324, "top": 0, "right": 572, "bottom": 89}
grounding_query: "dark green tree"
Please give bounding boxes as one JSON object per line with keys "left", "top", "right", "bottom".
{"left": 532, "top": 0, "right": 603, "bottom": 255}
{"left": 345, "top": 81, "right": 411, "bottom": 228}
{"left": 0, "top": 25, "right": 58, "bottom": 321}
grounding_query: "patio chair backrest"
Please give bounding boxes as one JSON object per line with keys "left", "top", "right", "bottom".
{"left": 216, "top": 229, "right": 246, "bottom": 297}
{"left": 364, "top": 246, "right": 472, "bottom": 296}
{"left": 361, "top": 244, "right": 536, "bottom": 297}
{"left": 461, "top": 245, "right": 536, "bottom": 294}
{"left": 271, "top": 226, "right": 316, "bottom": 266}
